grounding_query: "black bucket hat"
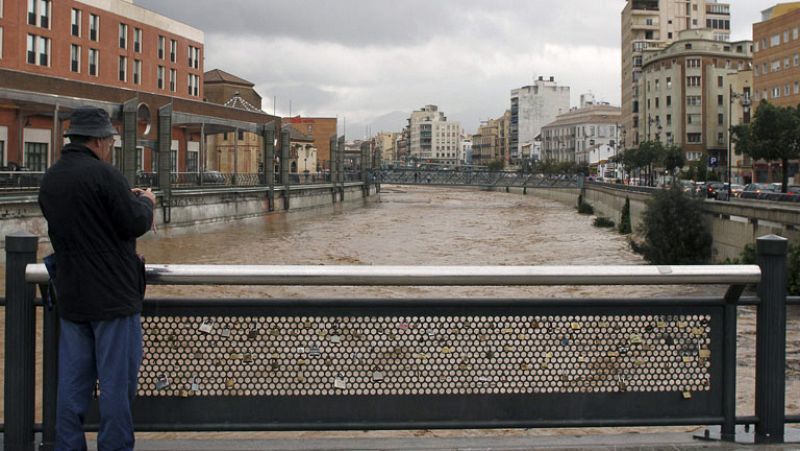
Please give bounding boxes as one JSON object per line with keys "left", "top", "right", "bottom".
{"left": 63, "top": 106, "right": 118, "bottom": 138}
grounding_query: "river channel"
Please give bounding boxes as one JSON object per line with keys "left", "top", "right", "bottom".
{"left": 1, "top": 185, "right": 799, "bottom": 439}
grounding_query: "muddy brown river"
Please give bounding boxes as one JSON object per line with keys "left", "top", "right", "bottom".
{"left": 1, "top": 185, "right": 798, "bottom": 441}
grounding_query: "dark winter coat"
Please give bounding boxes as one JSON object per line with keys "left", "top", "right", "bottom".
{"left": 38, "top": 143, "right": 154, "bottom": 322}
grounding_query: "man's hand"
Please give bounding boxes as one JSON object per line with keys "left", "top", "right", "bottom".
{"left": 131, "top": 188, "right": 156, "bottom": 207}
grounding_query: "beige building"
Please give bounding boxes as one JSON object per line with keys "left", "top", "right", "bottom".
{"left": 638, "top": 29, "right": 752, "bottom": 173}
{"left": 375, "top": 132, "right": 399, "bottom": 164}
{"left": 407, "top": 105, "right": 462, "bottom": 165}
{"left": 621, "top": 0, "right": 731, "bottom": 148}
{"left": 471, "top": 119, "right": 500, "bottom": 166}
{"left": 541, "top": 104, "right": 622, "bottom": 164}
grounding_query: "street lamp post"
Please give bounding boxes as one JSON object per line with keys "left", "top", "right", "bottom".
{"left": 728, "top": 85, "right": 751, "bottom": 197}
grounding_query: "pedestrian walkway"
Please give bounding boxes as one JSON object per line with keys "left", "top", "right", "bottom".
{"left": 7, "top": 427, "right": 800, "bottom": 451}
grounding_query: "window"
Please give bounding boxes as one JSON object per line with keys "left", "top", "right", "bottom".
{"left": 687, "top": 133, "right": 702, "bottom": 143}
{"left": 133, "top": 59, "right": 141, "bottom": 84}
{"left": 795, "top": 81, "right": 799, "bottom": 95}
{"left": 26, "top": 34, "right": 35, "bottom": 64}
{"left": 118, "top": 56, "right": 126, "bottom": 82}
{"left": 0, "top": 140, "right": 5, "bottom": 166}
{"left": 772, "top": 60, "right": 781, "bottom": 72}
{"left": 718, "top": 113, "right": 724, "bottom": 126}
{"left": 158, "top": 36, "right": 165, "bottom": 59}
{"left": 26, "top": 34, "right": 49, "bottom": 66}
{"left": 795, "top": 54, "right": 799, "bottom": 66}
{"left": 70, "top": 44, "right": 80, "bottom": 72}
{"left": 773, "top": 87, "right": 781, "bottom": 98}
{"left": 186, "top": 146, "right": 198, "bottom": 172}
{"left": 772, "top": 34, "right": 781, "bottom": 46}
{"left": 785, "top": 31, "right": 790, "bottom": 43}
{"left": 134, "top": 28, "right": 142, "bottom": 52}
{"left": 785, "top": 57, "right": 791, "bottom": 69}
{"left": 27, "top": 0, "right": 35, "bottom": 25}
{"left": 39, "top": 0, "right": 50, "bottom": 28}
{"left": 666, "top": 77, "right": 671, "bottom": 88}
{"left": 188, "top": 46, "right": 200, "bottom": 69}
{"left": 119, "top": 23, "right": 127, "bottom": 49}
{"left": 157, "top": 66, "right": 164, "bottom": 89}
{"left": 89, "top": 48, "right": 98, "bottom": 76}
{"left": 666, "top": 95, "right": 671, "bottom": 106}
{"left": 71, "top": 9, "right": 81, "bottom": 37}
{"left": 24, "top": 142, "right": 47, "bottom": 171}
{"left": 687, "top": 76, "right": 701, "bottom": 87}
{"left": 687, "top": 58, "right": 701, "bottom": 68}
{"left": 786, "top": 84, "right": 791, "bottom": 96}
{"left": 794, "top": 28, "right": 799, "bottom": 40}
{"left": 666, "top": 114, "right": 672, "bottom": 126}
{"left": 0, "top": 28, "right": 3, "bottom": 60}
{"left": 655, "top": 97, "right": 660, "bottom": 108}
{"left": 718, "top": 94, "right": 724, "bottom": 106}
{"left": 187, "top": 74, "right": 199, "bottom": 96}
{"left": 687, "top": 96, "right": 702, "bottom": 106}
{"left": 717, "top": 76, "right": 723, "bottom": 88}
{"left": 170, "top": 39, "right": 177, "bottom": 63}
{"left": 688, "top": 114, "right": 701, "bottom": 125}
{"left": 89, "top": 14, "right": 99, "bottom": 41}
{"left": 718, "top": 132, "right": 725, "bottom": 145}
{"left": 169, "top": 68, "right": 176, "bottom": 92}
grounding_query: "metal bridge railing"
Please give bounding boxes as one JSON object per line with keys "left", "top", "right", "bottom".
{"left": 2, "top": 234, "right": 791, "bottom": 450}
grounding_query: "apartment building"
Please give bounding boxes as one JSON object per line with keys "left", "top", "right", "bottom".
{"left": 753, "top": 3, "right": 800, "bottom": 107}
{"left": 621, "top": 0, "right": 731, "bottom": 147}
{"left": 638, "top": 29, "right": 752, "bottom": 173}
{"left": 541, "top": 103, "right": 621, "bottom": 164}
{"left": 374, "top": 131, "right": 399, "bottom": 164}
{"left": 407, "top": 105, "right": 462, "bottom": 166}
{"left": 471, "top": 119, "right": 500, "bottom": 166}
{"left": 510, "top": 77, "right": 570, "bottom": 163}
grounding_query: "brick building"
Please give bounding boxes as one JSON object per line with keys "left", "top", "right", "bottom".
{"left": 0, "top": 0, "right": 276, "bottom": 184}
{"left": 286, "top": 117, "right": 337, "bottom": 170}
{"left": 753, "top": 3, "right": 800, "bottom": 107}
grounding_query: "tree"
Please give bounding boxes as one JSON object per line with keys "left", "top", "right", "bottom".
{"left": 638, "top": 185, "right": 712, "bottom": 264}
{"left": 486, "top": 159, "right": 505, "bottom": 171}
{"left": 661, "top": 144, "right": 685, "bottom": 184}
{"left": 731, "top": 100, "right": 800, "bottom": 193}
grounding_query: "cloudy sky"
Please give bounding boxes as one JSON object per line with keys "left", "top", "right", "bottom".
{"left": 136, "top": 0, "right": 777, "bottom": 136}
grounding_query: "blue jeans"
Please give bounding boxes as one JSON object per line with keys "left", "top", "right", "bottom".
{"left": 56, "top": 314, "right": 142, "bottom": 451}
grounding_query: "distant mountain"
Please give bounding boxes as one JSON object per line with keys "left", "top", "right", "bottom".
{"left": 346, "top": 111, "right": 408, "bottom": 138}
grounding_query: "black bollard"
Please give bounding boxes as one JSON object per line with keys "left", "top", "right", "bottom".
{"left": 755, "top": 234, "right": 788, "bottom": 444}
{"left": 4, "top": 232, "right": 39, "bottom": 451}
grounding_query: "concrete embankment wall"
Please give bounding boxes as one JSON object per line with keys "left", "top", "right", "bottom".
{"left": 516, "top": 184, "right": 800, "bottom": 262}
{"left": 0, "top": 183, "right": 376, "bottom": 246}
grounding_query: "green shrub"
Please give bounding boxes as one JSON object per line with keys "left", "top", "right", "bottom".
{"left": 593, "top": 217, "right": 615, "bottom": 228}
{"left": 577, "top": 202, "right": 594, "bottom": 215}
{"left": 618, "top": 197, "right": 632, "bottom": 234}
{"left": 789, "top": 242, "right": 800, "bottom": 295}
{"left": 638, "top": 185, "right": 711, "bottom": 264}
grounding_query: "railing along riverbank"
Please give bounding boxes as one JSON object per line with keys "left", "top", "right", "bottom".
{"left": 1, "top": 233, "right": 795, "bottom": 450}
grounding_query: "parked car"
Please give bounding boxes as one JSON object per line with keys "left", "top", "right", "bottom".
{"left": 729, "top": 184, "right": 744, "bottom": 197}
{"left": 742, "top": 183, "right": 773, "bottom": 194}
{"left": 706, "top": 182, "right": 726, "bottom": 199}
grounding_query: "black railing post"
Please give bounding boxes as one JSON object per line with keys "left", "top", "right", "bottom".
{"left": 40, "top": 288, "right": 59, "bottom": 451}
{"left": 755, "top": 234, "right": 788, "bottom": 444}
{"left": 4, "top": 232, "right": 39, "bottom": 451}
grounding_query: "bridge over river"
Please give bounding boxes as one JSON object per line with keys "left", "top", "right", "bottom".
{"left": 377, "top": 168, "right": 579, "bottom": 189}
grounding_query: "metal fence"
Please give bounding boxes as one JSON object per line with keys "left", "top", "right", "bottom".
{"left": 378, "top": 169, "right": 579, "bottom": 188}
{"left": 1, "top": 234, "right": 793, "bottom": 450}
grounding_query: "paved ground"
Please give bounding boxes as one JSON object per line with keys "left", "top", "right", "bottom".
{"left": 5, "top": 428, "right": 800, "bottom": 451}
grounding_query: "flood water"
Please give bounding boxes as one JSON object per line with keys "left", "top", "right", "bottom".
{"left": 2, "top": 185, "right": 799, "bottom": 439}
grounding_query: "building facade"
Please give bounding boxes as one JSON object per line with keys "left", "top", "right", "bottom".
{"left": 541, "top": 104, "right": 622, "bottom": 164}
{"left": 510, "top": 76, "right": 570, "bottom": 163}
{"left": 407, "top": 105, "right": 462, "bottom": 165}
{"left": 621, "top": 0, "right": 731, "bottom": 148}
{"left": 374, "top": 131, "right": 398, "bottom": 164}
{"left": 471, "top": 119, "right": 500, "bottom": 166}
{"left": 753, "top": 3, "right": 800, "bottom": 107}
{"left": 638, "top": 29, "right": 752, "bottom": 173}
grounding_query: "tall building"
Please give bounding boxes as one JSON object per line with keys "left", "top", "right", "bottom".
{"left": 471, "top": 119, "right": 500, "bottom": 166}
{"left": 374, "top": 131, "right": 399, "bottom": 164}
{"left": 541, "top": 103, "right": 621, "bottom": 164}
{"left": 638, "top": 29, "right": 752, "bottom": 174}
{"left": 753, "top": 3, "right": 800, "bottom": 108}
{"left": 407, "top": 105, "right": 462, "bottom": 165}
{"left": 621, "top": 0, "right": 731, "bottom": 147}
{"left": 510, "top": 76, "right": 570, "bottom": 163}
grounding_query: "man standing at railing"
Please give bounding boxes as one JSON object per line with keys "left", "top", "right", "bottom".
{"left": 38, "top": 106, "right": 156, "bottom": 451}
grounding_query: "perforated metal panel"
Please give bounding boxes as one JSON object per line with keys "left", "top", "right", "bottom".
{"left": 139, "top": 314, "right": 712, "bottom": 398}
